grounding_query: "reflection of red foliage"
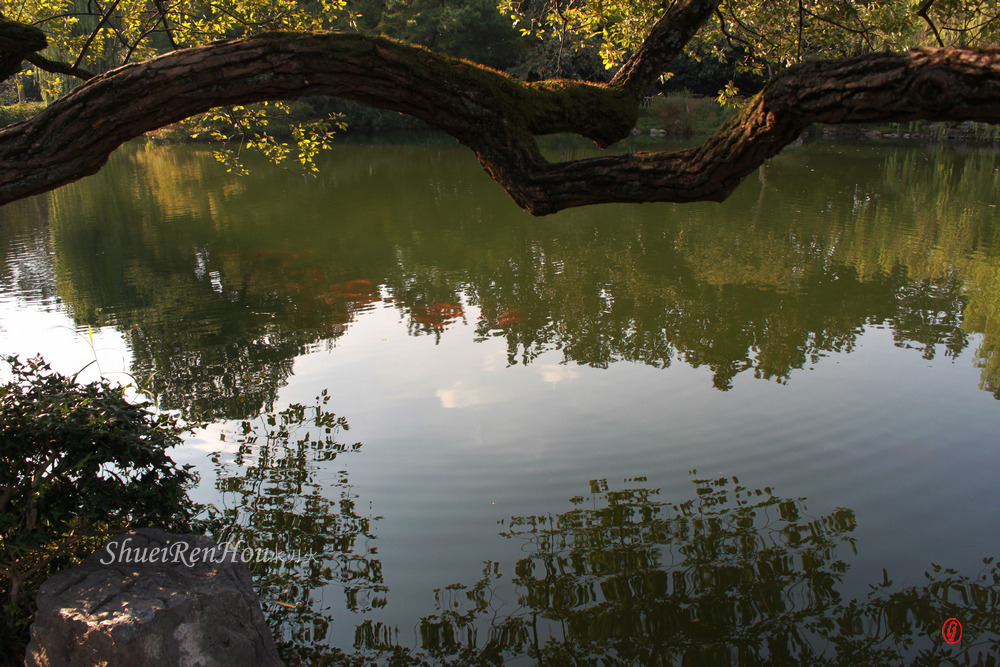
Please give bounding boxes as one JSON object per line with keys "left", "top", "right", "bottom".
{"left": 430, "top": 303, "right": 462, "bottom": 315}
{"left": 208, "top": 249, "right": 382, "bottom": 337}
{"left": 409, "top": 301, "right": 464, "bottom": 330}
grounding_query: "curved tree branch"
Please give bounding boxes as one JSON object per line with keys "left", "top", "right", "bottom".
{"left": 517, "top": 47, "right": 1000, "bottom": 213}
{"left": 608, "top": 0, "right": 721, "bottom": 98}
{"left": 1, "top": 30, "right": 1000, "bottom": 216}
{"left": 24, "top": 53, "right": 95, "bottom": 80}
{"left": 916, "top": 0, "right": 946, "bottom": 48}
{"left": 0, "top": 32, "right": 638, "bottom": 209}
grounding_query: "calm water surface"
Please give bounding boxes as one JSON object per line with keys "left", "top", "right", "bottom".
{"left": 1, "top": 134, "right": 999, "bottom": 665}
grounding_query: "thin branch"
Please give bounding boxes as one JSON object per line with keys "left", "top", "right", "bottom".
{"left": 916, "top": 0, "right": 945, "bottom": 47}
{"left": 802, "top": 7, "right": 875, "bottom": 53}
{"left": 153, "top": 0, "right": 178, "bottom": 50}
{"left": 797, "top": 0, "right": 803, "bottom": 63}
{"left": 29, "top": 13, "right": 105, "bottom": 25}
{"left": 25, "top": 53, "right": 95, "bottom": 80}
{"left": 714, "top": 8, "right": 753, "bottom": 52}
{"left": 724, "top": 6, "right": 778, "bottom": 55}
{"left": 73, "top": 0, "right": 126, "bottom": 70}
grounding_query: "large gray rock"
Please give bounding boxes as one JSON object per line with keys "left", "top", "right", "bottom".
{"left": 26, "top": 528, "right": 285, "bottom": 667}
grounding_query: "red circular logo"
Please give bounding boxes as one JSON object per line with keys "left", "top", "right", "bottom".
{"left": 942, "top": 618, "right": 962, "bottom": 645}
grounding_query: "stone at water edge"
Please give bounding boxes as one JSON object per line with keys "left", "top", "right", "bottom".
{"left": 26, "top": 528, "right": 285, "bottom": 667}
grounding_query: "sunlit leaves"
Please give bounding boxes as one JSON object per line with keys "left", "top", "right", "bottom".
{"left": 185, "top": 101, "right": 347, "bottom": 174}
{"left": 9, "top": 0, "right": 350, "bottom": 167}
{"left": 498, "top": 0, "right": 666, "bottom": 69}
{"left": 501, "top": 0, "right": 1000, "bottom": 80}
{"left": 170, "top": 0, "right": 347, "bottom": 46}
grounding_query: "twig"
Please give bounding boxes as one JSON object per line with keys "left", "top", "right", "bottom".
{"left": 25, "top": 53, "right": 94, "bottom": 80}
{"left": 916, "top": 0, "right": 945, "bottom": 47}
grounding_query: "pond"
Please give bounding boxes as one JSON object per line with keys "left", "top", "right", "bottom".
{"left": 1, "top": 134, "right": 999, "bottom": 665}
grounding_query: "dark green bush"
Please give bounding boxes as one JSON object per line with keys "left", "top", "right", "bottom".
{"left": 0, "top": 355, "right": 211, "bottom": 650}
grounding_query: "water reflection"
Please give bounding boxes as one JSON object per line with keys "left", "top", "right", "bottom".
{"left": 316, "top": 478, "right": 995, "bottom": 666}
{"left": 11, "top": 139, "right": 995, "bottom": 420}
{"left": 209, "top": 392, "right": 384, "bottom": 652}
{"left": 218, "top": 466, "right": 1000, "bottom": 665}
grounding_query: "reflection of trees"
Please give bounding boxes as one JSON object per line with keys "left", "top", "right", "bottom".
{"left": 962, "top": 262, "right": 1000, "bottom": 398}
{"left": 210, "top": 392, "right": 384, "bottom": 660}
{"left": 501, "top": 477, "right": 855, "bottom": 664}
{"left": 30, "top": 140, "right": 1000, "bottom": 411}
{"left": 45, "top": 144, "right": 383, "bottom": 420}
{"left": 0, "top": 197, "right": 59, "bottom": 308}
{"left": 345, "top": 478, "right": 999, "bottom": 666}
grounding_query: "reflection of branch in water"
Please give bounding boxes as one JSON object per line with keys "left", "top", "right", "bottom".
{"left": 209, "top": 391, "right": 384, "bottom": 660}
{"left": 329, "top": 476, "right": 999, "bottom": 666}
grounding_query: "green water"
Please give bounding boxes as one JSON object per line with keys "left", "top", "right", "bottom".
{"left": 1, "top": 134, "right": 999, "bottom": 665}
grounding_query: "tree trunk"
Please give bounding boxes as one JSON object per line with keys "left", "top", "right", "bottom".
{"left": 1, "top": 11, "right": 1000, "bottom": 214}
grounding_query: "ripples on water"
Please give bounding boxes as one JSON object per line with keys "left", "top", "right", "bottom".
{"left": 1, "top": 135, "right": 999, "bottom": 664}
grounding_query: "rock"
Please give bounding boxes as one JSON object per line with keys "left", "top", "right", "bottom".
{"left": 26, "top": 528, "right": 285, "bottom": 667}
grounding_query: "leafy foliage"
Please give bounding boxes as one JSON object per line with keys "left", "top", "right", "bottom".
{"left": 377, "top": 0, "right": 526, "bottom": 70}
{"left": 5, "top": 0, "right": 351, "bottom": 173}
{"left": 0, "top": 355, "right": 209, "bottom": 647}
{"left": 188, "top": 101, "right": 347, "bottom": 174}
{"left": 499, "top": 0, "right": 1000, "bottom": 88}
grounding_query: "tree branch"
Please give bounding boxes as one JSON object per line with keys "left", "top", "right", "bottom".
{"left": 73, "top": 0, "right": 125, "bottom": 71}
{"left": 608, "top": 0, "right": 721, "bottom": 98}
{"left": 916, "top": 0, "right": 945, "bottom": 48}
{"left": 0, "top": 32, "right": 999, "bottom": 217}
{"left": 153, "top": 0, "right": 179, "bottom": 50}
{"left": 25, "top": 52, "right": 95, "bottom": 80}
{"left": 0, "top": 17, "right": 48, "bottom": 80}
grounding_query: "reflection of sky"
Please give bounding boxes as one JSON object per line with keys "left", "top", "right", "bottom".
{"left": 169, "top": 300, "right": 1000, "bottom": 650}
{"left": 3, "top": 197, "right": 1000, "bottom": 659}
{"left": 0, "top": 297, "right": 132, "bottom": 387}
{"left": 4, "top": 286, "right": 1000, "bottom": 652}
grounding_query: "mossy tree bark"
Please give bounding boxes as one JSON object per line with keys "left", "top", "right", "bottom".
{"left": 2, "top": 1, "right": 1000, "bottom": 214}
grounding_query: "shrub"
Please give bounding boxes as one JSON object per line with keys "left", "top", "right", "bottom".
{"left": 0, "top": 355, "right": 211, "bottom": 650}
{"left": 0, "top": 103, "right": 45, "bottom": 128}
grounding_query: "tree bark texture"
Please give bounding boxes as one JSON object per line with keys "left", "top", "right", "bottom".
{"left": 2, "top": 18, "right": 1000, "bottom": 213}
